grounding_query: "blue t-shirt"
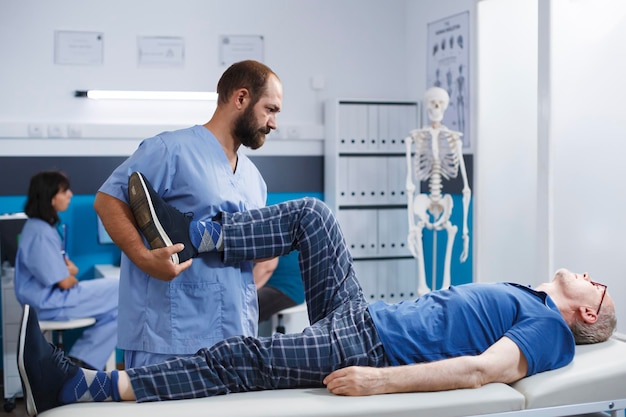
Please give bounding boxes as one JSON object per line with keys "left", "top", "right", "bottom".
{"left": 98, "top": 125, "right": 267, "bottom": 355}
{"left": 368, "top": 282, "right": 575, "bottom": 376}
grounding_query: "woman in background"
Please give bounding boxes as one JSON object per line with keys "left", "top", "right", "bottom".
{"left": 14, "top": 171, "right": 118, "bottom": 370}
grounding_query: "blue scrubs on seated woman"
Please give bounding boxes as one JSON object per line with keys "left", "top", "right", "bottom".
{"left": 14, "top": 171, "right": 118, "bottom": 371}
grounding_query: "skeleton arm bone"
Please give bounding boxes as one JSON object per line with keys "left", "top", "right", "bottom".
{"left": 405, "top": 134, "right": 417, "bottom": 231}
{"left": 455, "top": 134, "right": 471, "bottom": 263}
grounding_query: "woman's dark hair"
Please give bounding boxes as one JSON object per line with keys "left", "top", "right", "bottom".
{"left": 24, "top": 171, "right": 70, "bottom": 225}
{"left": 216, "top": 60, "right": 278, "bottom": 107}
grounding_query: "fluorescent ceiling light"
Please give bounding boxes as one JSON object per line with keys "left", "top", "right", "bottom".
{"left": 75, "top": 90, "right": 218, "bottom": 101}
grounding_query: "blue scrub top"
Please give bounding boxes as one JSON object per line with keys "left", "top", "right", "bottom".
{"left": 14, "top": 218, "right": 75, "bottom": 310}
{"left": 99, "top": 125, "right": 267, "bottom": 354}
{"left": 369, "top": 282, "right": 575, "bottom": 376}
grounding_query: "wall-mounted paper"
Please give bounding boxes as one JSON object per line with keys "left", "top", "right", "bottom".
{"left": 220, "top": 35, "right": 264, "bottom": 66}
{"left": 138, "top": 36, "right": 185, "bottom": 67}
{"left": 54, "top": 31, "right": 104, "bottom": 66}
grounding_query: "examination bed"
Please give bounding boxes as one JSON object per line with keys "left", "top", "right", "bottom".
{"left": 40, "top": 337, "right": 626, "bottom": 417}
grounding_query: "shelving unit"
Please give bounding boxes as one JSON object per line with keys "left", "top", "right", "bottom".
{"left": 2, "top": 274, "right": 23, "bottom": 411}
{"left": 324, "top": 99, "right": 420, "bottom": 303}
{"left": 0, "top": 213, "right": 27, "bottom": 411}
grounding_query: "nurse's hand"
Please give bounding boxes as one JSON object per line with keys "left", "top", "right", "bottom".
{"left": 57, "top": 276, "right": 79, "bottom": 290}
{"left": 65, "top": 257, "right": 79, "bottom": 276}
{"left": 136, "top": 243, "right": 192, "bottom": 281}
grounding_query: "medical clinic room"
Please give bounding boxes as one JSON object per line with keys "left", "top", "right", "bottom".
{"left": 0, "top": 1, "right": 625, "bottom": 416}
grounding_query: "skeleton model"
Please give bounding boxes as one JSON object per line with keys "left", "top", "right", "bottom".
{"left": 405, "top": 86, "right": 471, "bottom": 295}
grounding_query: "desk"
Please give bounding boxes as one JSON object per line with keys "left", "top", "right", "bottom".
{"left": 94, "top": 264, "right": 121, "bottom": 279}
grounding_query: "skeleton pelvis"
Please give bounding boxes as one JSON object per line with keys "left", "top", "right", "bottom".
{"left": 413, "top": 194, "right": 453, "bottom": 229}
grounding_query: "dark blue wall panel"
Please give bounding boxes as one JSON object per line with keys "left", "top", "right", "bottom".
{"left": 0, "top": 155, "right": 323, "bottom": 196}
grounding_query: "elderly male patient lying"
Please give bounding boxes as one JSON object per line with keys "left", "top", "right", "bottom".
{"left": 18, "top": 172, "right": 617, "bottom": 416}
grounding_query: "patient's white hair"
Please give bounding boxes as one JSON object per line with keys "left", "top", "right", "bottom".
{"left": 570, "top": 304, "right": 617, "bottom": 344}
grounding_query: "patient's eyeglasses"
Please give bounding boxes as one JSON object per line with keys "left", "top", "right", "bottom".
{"left": 591, "top": 281, "right": 607, "bottom": 315}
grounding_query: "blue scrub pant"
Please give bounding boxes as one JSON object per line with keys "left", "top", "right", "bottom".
{"left": 38, "top": 276, "right": 118, "bottom": 370}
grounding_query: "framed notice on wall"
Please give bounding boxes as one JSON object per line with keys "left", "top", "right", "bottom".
{"left": 427, "top": 11, "right": 470, "bottom": 150}
{"left": 219, "top": 35, "right": 264, "bottom": 67}
{"left": 138, "top": 36, "right": 185, "bottom": 67}
{"left": 54, "top": 31, "right": 104, "bottom": 66}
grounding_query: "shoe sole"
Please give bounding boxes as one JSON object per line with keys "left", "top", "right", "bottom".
{"left": 17, "top": 305, "right": 37, "bottom": 417}
{"left": 128, "top": 173, "right": 180, "bottom": 264}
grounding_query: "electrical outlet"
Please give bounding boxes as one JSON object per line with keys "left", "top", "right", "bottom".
{"left": 287, "top": 127, "right": 300, "bottom": 139}
{"left": 67, "top": 124, "right": 83, "bottom": 138}
{"left": 47, "top": 124, "right": 65, "bottom": 138}
{"left": 27, "top": 124, "right": 45, "bottom": 137}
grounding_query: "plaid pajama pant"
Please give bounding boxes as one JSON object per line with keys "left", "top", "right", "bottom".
{"left": 127, "top": 198, "right": 389, "bottom": 402}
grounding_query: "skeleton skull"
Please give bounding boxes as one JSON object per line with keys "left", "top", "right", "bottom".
{"left": 424, "top": 87, "right": 449, "bottom": 123}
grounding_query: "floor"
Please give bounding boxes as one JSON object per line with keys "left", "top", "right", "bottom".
{"left": 0, "top": 395, "right": 26, "bottom": 417}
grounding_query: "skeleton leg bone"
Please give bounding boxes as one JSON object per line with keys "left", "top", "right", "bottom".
{"left": 433, "top": 194, "right": 456, "bottom": 290}
{"left": 410, "top": 194, "right": 432, "bottom": 295}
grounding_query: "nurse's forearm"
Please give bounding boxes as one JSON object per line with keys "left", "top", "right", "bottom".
{"left": 57, "top": 276, "right": 78, "bottom": 289}
{"left": 94, "top": 192, "right": 152, "bottom": 263}
{"left": 94, "top": 191, "right": 189, "bottom": 281}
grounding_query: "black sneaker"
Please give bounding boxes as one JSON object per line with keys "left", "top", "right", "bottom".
{"left": 17, "top": 304, "right": 79, "bottom": 416}
{"left": 128, "top": 171, "right": 198, "bottom": 264}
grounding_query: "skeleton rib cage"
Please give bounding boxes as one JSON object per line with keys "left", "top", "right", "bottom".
{"left": 412, "top": 128, "right": 462, "bottom": 203}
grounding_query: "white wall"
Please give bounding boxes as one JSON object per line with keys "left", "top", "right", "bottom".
{"left": 550, "top": 0, "right": 626, "bottom": 334}
{"left": 475, "top": 0, "right": 538, "bottom": 284}
{"left": 477, "top": 0, "right": 626, "bottom": 335}
{"left": 0, "top": 0, "right": 412, "bottom": 151}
